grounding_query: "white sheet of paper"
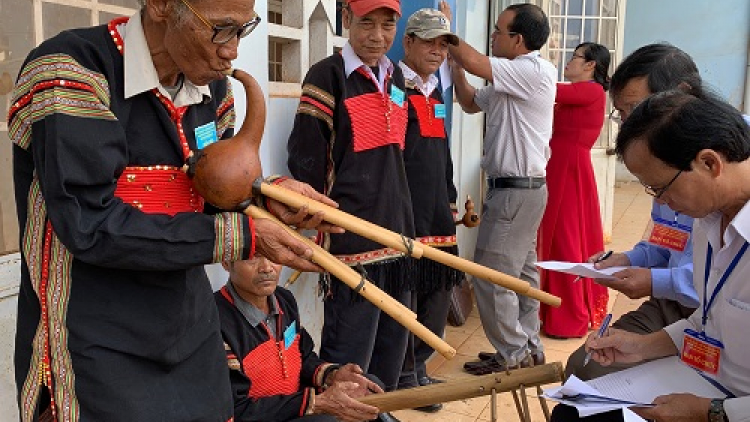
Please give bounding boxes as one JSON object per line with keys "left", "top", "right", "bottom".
{"left": 544, "top": 357, "right": 728, "bottom": 419}
{"left": 588, "top": 356, "right": 727, "bottom": 403}
{"left": 535, "top": 261, "right": 630, "bottom": 280}
{"left": 543, "top": 376, "right": 628, "bottom": 417}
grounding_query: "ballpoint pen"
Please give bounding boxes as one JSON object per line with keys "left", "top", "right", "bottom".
{"left": 583, "top": 312, "right": 613, "bottom": 366}
{"left": 574, "top": 250, "right": 613, "bottom": 282}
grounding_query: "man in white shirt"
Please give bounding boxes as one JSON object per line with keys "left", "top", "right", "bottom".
{"left": 449, "top": 3, "right": 557, "bottom": 374}
{"left": 561, "top": 91, "right": 750, "bottom": 422}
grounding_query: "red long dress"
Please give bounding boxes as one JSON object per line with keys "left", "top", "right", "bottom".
{"left": 538, "top": 81, "right": 609, "bottom": 338}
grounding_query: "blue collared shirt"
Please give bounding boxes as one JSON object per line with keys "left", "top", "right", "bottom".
{"left": 625, "top": 202, "right": 699, "bottom": 308}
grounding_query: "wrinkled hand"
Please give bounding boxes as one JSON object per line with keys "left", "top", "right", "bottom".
{"left": 253, "top": 219, "right": 322, "bottom": 273}
{"left": 315, "top": 382, "right": 380, "bottom": 422}
{"left": 330, "top": 364, "right": 384, "bottom": 397}
{"left": 596, "top": 267, "right": 652, "bottom": 299}
{"left": 632, "top": 394, "right": 711, "bottom": 422}
{"left": 265, "top": 178, "right": 345, "bottom": 233}
{"left": 585, "top": 328, "right": 648, "bottom": 366}
{"left": 438, "top": 0, "right": 453, "bottom": 23}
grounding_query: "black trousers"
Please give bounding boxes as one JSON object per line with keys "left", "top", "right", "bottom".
{"left": 319, "top": 277, "right": 411, "bottom": 391}
{"left": 399, "top": 287, "right": 452, "bottom": 387}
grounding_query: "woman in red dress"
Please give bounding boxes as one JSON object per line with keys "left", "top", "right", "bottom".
{"left": 539, "top": 42, "right": 611, "bottom": 338}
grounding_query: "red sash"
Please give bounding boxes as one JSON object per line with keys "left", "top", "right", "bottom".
{"left": 115, "top": 167, "right": 204, "bottom": 216}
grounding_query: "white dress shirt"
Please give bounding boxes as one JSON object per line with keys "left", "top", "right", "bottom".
{"left": 474, "top": 51, "right": 556, "bottom": 178}
{"left": 664, "top": 200, "right": 750, "bottom": 421}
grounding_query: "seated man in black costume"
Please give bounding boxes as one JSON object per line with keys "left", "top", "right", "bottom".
{"left": 216, "top": 256, "right": 385, "bottom": 422}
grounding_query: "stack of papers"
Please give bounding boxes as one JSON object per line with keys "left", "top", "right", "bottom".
{"left": 536, "top": 261, "right": 630, "bottom": 280}
{"left": 543, "top": 356, "right": 728, "bottom": 420}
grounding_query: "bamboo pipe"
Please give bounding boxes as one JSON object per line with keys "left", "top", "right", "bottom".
{"left": 358, "top": 362, "right": 564, "bottom": 413}
{"left": 254, "top": 181, "right": 425, "bottom": 259}
{"left": 285, "top": 270, "right": 302, "bottom": 287}
{"left": 249, "top": 206, "right": 415, "bottom": 319}
{"left": 257, "top": 182, "right": 562, "bottom": 308}
{"left": 247, "top": 206, "right": 457, "bottom": 359}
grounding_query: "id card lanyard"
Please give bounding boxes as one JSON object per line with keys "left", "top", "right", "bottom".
{"left": 702, "top": 241, "right": 749, "bottom": 329}
{"left": 682, "top": 241, "right": 748, "bottom": 376}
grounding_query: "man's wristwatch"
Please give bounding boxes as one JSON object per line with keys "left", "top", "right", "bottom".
{"left": 708, "top": 398, "right": 728, "bottom": 422}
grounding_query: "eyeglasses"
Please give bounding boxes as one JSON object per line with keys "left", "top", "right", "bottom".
{"left": 641, "top": 169, "right": 683, "bottom": 199}
{"left": 179, "top": 0, "right": 261, "bottom": 44}
{"left": 493, "top": 25, "right": 518, "bottom": 37}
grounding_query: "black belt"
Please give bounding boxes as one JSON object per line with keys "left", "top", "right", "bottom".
{"left": 487, "top": 177, "right": 546, "bottom": 189}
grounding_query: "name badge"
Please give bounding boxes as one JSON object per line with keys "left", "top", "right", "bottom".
{"left": 647, "top": 217, "right": 690, "bottom": 252}
{"left": 682, "top": 328, "right": 722, "bottom": 375}
{"left": 434, "top": 104, "right": 446, "bottom": 119}
{"left": 390, "top": 86, "right": 405, "bottom": 107}
{"left": 283, "top": 321, "right": 297, "bottom": 350}
{"left": 195, "top": 121, "right": 218, "bottom": 150}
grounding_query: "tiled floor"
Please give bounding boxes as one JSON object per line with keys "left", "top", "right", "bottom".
{"left": 392, "top": 182, "right": 654, "bottom": 421}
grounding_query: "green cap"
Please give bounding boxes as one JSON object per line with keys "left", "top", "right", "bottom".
{"left": 405, "top": 8, "right": 459, "bottom": 45}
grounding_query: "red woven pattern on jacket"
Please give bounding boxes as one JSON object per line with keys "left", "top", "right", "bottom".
{"left": 115, "top": 167, "right": 204, "bottom": 216}
{"left": 345, "top": 92, "right": 408, "bottom": 152}
{"left": 244, "top": 336, "right": 302, "bottom": 398}
{"left": 408, "top": 95, "right": 446, "bottom": 139}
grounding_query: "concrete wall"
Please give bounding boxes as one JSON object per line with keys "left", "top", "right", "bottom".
{"left": 0, "top": 254, "right": 20, "bottom": 421}
{"left": 623, "top": 0, "right": 749, "bottom": 108}
{"left": 615, "top": 0, "right": 750, "bottom": 181}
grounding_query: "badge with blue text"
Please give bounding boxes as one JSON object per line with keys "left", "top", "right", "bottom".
{"left": 434, "top": 104, "right": 446, "bottom": 119}
{"left": 283, "top": 321, "right": 297, "bottom": 350}
{"left": 195, "top": 121, "right": 218, "bottom": 150}
{"left": 390, "top": 85, "right": 405, "bottom": 107}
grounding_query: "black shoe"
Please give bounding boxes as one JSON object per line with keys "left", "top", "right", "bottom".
{"left": 476, "top": 351, "right": 546, "bottom": 365}
{"left": 463, "top": 357, "right": 520, "bottom": 375}
{"left": 477, "top": 351, "right": 495, "bottom": 361}
{"left": 417, "top": 376, "right": 445, "bottom": 386}
{"left": 373, "top": 412, "right": 402, "bottom": 422}
{"left": 414, "top": 403, "right": 443, "bottom": 413}
{"left": 464, "top": 352, "right": 545, "bottom": 376}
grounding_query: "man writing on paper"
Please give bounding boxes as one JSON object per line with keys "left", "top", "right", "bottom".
{"left": 565, "top": 44, "right": 700, "bottom": 381}
{"left": 553, "top": 91, "right": 750, "bottom": 421}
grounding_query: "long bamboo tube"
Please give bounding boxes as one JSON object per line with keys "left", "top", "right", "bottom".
{"left": 247, "top": 206, "right": 456, "bottom": 359}
{"left": 358, "top": 362, "right": 564, "bottom": 413}
{"left": 257, "top": 182, "right": 562, "bottom": 307}
{"left": 257, "top": 182, "right": 425, "bottom": 259}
